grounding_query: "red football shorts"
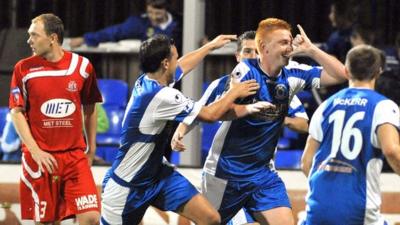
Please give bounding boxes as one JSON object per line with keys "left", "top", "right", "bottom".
{"left": 20, "top": 149, "right": 100, "bottom": 222}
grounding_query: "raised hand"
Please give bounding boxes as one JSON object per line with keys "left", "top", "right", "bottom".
{"left": 289, "top": 25, "right": 315, "bottom": 57}
{"left": 207, "top": 34, "right": 237, "bottom": 50}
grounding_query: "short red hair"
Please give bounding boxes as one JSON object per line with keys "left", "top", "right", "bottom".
{"left": 255, "top": 18, "right": 291, "bottom": 51}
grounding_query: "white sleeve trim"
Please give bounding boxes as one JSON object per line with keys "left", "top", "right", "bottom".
{"left": 371, "top": 99, "right": 400, "bottom": 148}
{"left": 199, "top": 79, "right": 221, "bottom": 106}
{"left": 309, "top": 101, "right": 327, "bottom": 142}
{"left": 182, "top": 102, "right": 202, "bottom": 126}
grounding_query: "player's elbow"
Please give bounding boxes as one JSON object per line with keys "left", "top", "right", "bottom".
{"left": 10, "top": 107, "right": 24, "bottom": 115}
{"left": 383, "top": 145, "right": 400, "bottom": 162}
{"left": 202, "top": 211, "right": 221, "bottom": 225}
{"left": 200, "top": 114, "right": 220, "bottom": 123}
{"left": 197, "top": 107, "right": 223, "bottom": 123}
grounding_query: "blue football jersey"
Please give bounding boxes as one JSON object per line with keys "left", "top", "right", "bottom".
{"left": 107, "top": 66, "right": 202, "bottom": 187}
{"left": 288, "top": 94, "right": 308, "bottom": 119}
{"left": 305, "top": 88, "right": 399, "bottom": 225}
{"left": 203, "top": 59, "right": 321, "bottom": 180}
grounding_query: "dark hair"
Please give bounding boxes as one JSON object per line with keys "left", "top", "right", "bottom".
{"left": 345, "top": 45, "right": 384, "bottom": 81}
{"left": 146, "top": 0, "right": 168, "bottom": 9}
{"left": 332, "top": 0, "right": 357, "bottom": 29}
{"left": 32, "top": 13, "right": 64, "bottom": 44}
{"left": 351, "top": 25, "right": 375, "bottom": 45}
{"left": 139, "top": 34, "right": 174, "bottom": 73}
{"left": 237, "top": 31, "right": 256, "bottom": 52}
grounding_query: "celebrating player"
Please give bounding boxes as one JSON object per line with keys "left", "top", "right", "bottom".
{"left": 193, "top": 18, "right": 347, "bottom": 225}
{"left": 100, "top": 34, "right": 273, "bottom": 225}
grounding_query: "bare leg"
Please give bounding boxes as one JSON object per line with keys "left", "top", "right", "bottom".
{"left": 177, "top": 215, "right": 191, "bottom": 225}
{"left": 153, "top": 207, "right": 170, "bottom": 224}
{"left": 177, "top": 194, "right": 220, "bottom": 225}
{"left": 253, "top": 207, "right": 294, "bottom": 225}
{"left": 76, "top": 211, "right": 100, "bottom": 225}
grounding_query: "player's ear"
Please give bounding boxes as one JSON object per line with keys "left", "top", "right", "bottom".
{"left": 161, "top": 58, "right": 169, "bottom": 70}
{"left": 50, "top": 33, "right": 58, "bottom": 44}
{"left": 235, "top": 51, "right": 241, "bottom": 63}
{"left": 344, "top": 67, "right": 351, "bottom": 79}
{"left": 258, "top": 40, "right": 267, "bottom": 53}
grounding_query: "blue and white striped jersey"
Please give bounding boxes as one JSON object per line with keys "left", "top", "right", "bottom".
{"left": 108, "top": 67, "right": 202, "bottom": 187}
{"left": 305, "top": 88, "right": 399, "bottom": 225}
{"left": 287, "top": 94, "right": 308, "bottom": 119}
{"left": 203, "top": 58, "right": 321, "bottom": 180}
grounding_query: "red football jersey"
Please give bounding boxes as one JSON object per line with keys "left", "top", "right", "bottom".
{"left": 9, "top": 51, "right": 102, "bottom": 152}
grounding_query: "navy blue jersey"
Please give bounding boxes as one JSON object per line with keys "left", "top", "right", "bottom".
{"left": 203, "top": 59, "right": 321, "bottom": 180}
{"left": 84, "top": 13, "right": 178, "bottom": 46}
{"left": 305, "top": 88, "right": 399, "bottom": 225}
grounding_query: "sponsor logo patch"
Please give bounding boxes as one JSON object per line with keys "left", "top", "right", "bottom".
{"left": 66, "top": 80, "right": 78, "bottom": 92}
{"left": 40, "top": 99, "right": 76, "bottom": 118}
{"left": 75, "top": 194, "right": 98, "bottom": 211}
{"left": 11, "top": 87, "right": 20, "bottom": 103}
{"left": 29, "top": 66, "right": 44, "bottom": 71}
{"left": 175, "top": 94, "right": 183, "bottom": 103}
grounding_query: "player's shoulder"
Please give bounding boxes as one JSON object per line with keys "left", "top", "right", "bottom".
{"left": 232, "top": 58, "right": 258, "bottom": 80}
{"left": 205, "top": 74, "right": 229, "bottom": 96}
{"left": 374, "top": 94, "right": 399, "bottom": 113}
{"left": 284, "top": 60, "right": 319, "bottom": 72}
{"left": 154, "top": 86, "right": 188, "bottom": 106}
{"left": 67, "top": 51, "right": 95, "bottom": 78}
{"left": 210, "top": 74, "right": 229, "bottom": 87}
{"left": 14, "top": 55, "right": 44, "bottom": 76}
{"left": 66, "top": 51, "right": 90, "bottom": 65}
{"left": 16, "top": 54, "right": 40, "bottom": 67}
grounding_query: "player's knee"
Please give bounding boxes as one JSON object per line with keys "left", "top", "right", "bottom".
{"left": 86, "top": 217, "right": 99, "bottom": 225}
{"left": 281, "top": 216, "right": 294, "bottom": 225}
{"left": 79, "top": 213, "right": 100, "bottom": 225}
{"left": 203, "top": 211, "right": 221, "bottom": 225}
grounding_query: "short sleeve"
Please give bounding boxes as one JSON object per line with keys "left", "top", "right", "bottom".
{"left": 286, "top": 61, "right": 322, "bottom": 94}
{"left": 230, "top": 61, "right": 251, "bottom": 82}
{"left": 198, "top": 77, "right": 226, "bottom": 106}
{"left": 373, "top": 100, "right": 400, "bottom": 130}
{"left": 288, "top": 95, "right": 308, "bottom": 120}
{"left": 309, "top": 101, "right": 327, "bottom": 142}
{"left": 80, "top": 59, "right": 103, "bottom": 105}
{"left": 9, "top": 62, "right": 25, "bottom": 109}
{"left": 153, "top": 87, "right": 202, "bottom": 126}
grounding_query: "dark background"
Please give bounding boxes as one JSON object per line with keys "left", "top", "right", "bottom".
{"left": 0, "top": 0, "right": 399, "bottom": 45}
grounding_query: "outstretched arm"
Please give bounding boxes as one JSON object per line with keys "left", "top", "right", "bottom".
{"left": 290, "top": 25, "right": 347, "bottom": 86}
{"left": 171, "top": 101, "right": 274, "bottom": 151}
{"left": 284, "top": 116, "right": 308, "bottom": 134}
{"left": 178, "top": 34, "right": 237, "bottom": 75}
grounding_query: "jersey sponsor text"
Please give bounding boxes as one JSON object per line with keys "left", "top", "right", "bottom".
{"left": 40, "top": 98, "right": 76, "bottom": 118}
{"left": 75, "top": 194, "right": 98, "bottom": 211}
